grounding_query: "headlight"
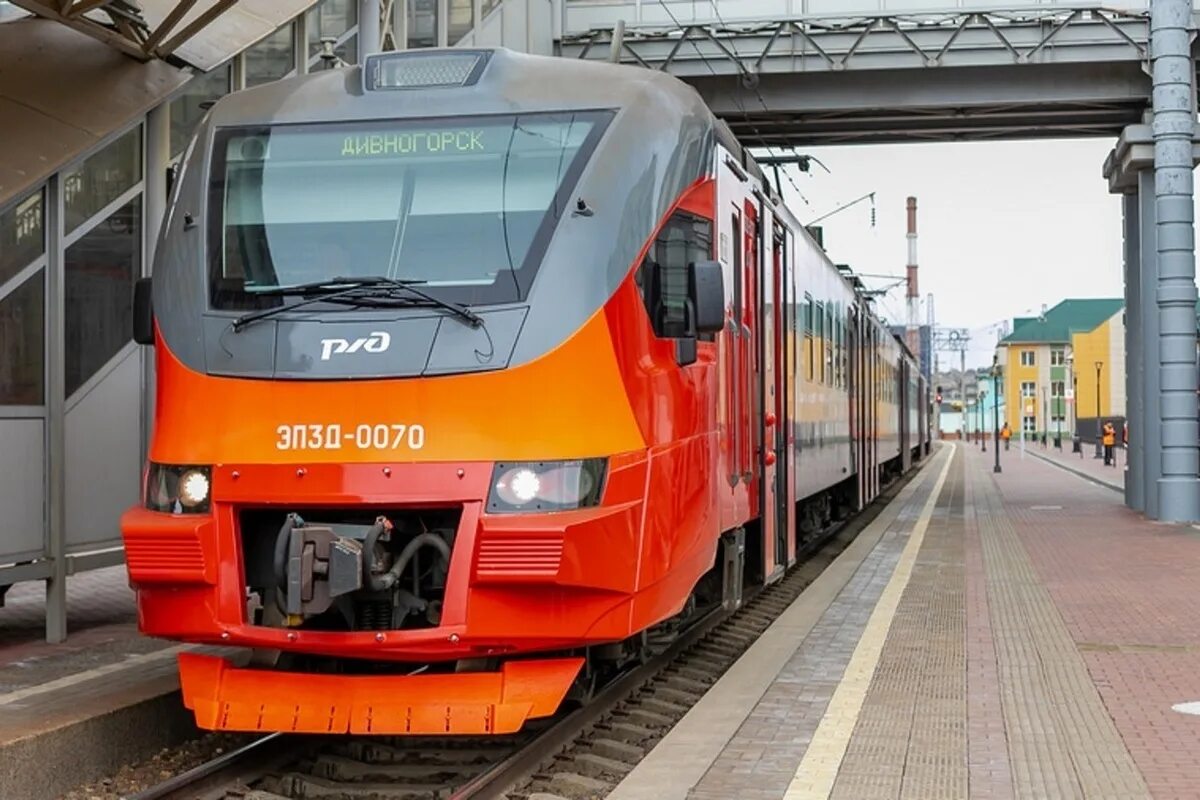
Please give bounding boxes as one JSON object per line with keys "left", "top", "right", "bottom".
{"left": 144, "top": 463, "right": 212, "bottom": 514}
{"left": 487, "top": 459, "right": 607, "bottom": 513}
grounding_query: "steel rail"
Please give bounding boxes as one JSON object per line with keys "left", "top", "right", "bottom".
{"left": 123, "top": 467, "right": 914, "bottom": 800}
{"left": 449, "top": 516, "right": 859, "bottom": 800}
{"left": 122, "top": 732, "right": 297, "bottom": 800}
{"left": 449, "top": 606, "right": 727, "bottom": 800}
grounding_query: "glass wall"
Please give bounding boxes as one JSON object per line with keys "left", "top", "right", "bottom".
{"left": 64, "top": 197, "right": 141, "bottom": 397}
{"left": 170, "top": 64, "right": 232, "bottom": 157}
{"left": 58, "top": 127, "right": 144, "bottom": 398}
{"left": 449, "top": 0, "right": 474, "bottom": 44}
{"left": 0, "top": 190, "right": 43, "bottom": 284}
{"left": 246, "top": 23, "right": 296, "bottom": 87}
{"left": 308, "top": 0, "right": 357, "bottom": 65}
{"left": 408, "top": 0, "right": 436, "bottom": 48}
{"left": 0, "top": 273, "right": 44, "bottom": 405}
{"left": 0, "top": 189, "right": 45, "bottom": 406}
{"left": 63, "top": 127, "right": 141, "bottom": 233}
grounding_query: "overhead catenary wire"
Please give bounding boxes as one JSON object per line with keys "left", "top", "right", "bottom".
{"left": 806, "top": 192, "right": 876, "bottom": 227}
{"left": 657, "top": 0, "right": 787, "bottom": 184}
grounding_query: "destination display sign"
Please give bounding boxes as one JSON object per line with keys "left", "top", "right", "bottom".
{"left": 226, "top": 123, "right": 508, "bottom": 164}
{"left": 338, "top": 129, "right": 486, "bottom": 157}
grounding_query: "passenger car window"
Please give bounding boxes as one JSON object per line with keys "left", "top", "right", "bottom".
{"left": 636, "top": 211, "right": 713, "bottom": 339}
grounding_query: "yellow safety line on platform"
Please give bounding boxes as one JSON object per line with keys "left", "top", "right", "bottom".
{"left": 782, "top": 444, "right": 956, "bottom": 800}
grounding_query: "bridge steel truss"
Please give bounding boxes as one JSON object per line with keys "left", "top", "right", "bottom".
{"left": 560, "top": 5, "right": 1153, "bottom": 144}
{"left": 561, "top": 1, "right": 1200, "bottom": 522}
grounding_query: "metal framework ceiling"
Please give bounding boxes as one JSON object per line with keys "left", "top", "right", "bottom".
{"left": 7, "top": 0, "right": 237, "bottom": 62}
{"left": 560, "top": 6, "right": 1154, "bottom": 144}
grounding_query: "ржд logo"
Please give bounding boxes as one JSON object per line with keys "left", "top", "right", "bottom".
{"left": 319, "top": 331, "right": 391, "bottom": 361}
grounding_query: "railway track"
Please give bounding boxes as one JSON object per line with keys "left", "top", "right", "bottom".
{"left": 125, "top": 474, "right": 909, "bottom": 800}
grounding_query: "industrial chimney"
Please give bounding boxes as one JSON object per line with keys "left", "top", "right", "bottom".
{"left": 906, "top": 197, "right": 919, "bottom": 359}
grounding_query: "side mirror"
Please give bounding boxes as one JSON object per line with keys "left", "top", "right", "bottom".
{"left": 133, "top": 277, "right": 154, "bottom": 345}
{"left": 689, "top": 260, "right": 724, "bottom": 335}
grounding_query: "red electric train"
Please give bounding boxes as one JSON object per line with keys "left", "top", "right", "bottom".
{"left": 121, "top": 47, "right": 930, "bottom": 736}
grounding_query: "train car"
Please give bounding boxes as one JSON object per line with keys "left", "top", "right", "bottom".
{"left": 120, "top": 47, "right": 928, "bottom": 737}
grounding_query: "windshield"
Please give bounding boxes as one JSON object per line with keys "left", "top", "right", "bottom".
{"left": 208, "top": 111, "right": 611, "bottom": 310}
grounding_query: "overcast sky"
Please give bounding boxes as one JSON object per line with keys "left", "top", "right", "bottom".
{"left": 767, "top": 138, "right": 1126, "bottom": 370}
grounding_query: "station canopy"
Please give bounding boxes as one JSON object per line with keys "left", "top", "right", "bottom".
{"left": 0, "top": 0, "right": 319, "bottom": 207}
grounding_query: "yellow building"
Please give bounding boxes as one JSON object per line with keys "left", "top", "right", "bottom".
{"left": 994, "top": 299, "right": 1125, "bottom": 438}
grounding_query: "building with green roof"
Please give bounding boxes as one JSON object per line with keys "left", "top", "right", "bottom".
{"left": 995, "top": 299, "right": 1125, "bottom": 438}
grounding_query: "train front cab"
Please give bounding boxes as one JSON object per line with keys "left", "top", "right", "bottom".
{"left": 117, "top": 47, "right": 920, "bottom": 738}
{"left": 118, "top": 65, "right": 808, "bottom": 738}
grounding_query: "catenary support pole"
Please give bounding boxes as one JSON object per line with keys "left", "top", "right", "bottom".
{"left": 959, "top": 348, "right": 966, "bottom": 439}
{"left": 359, "top": 0, "right": 381, "bottom": 61}
{"left": 609, "top": 19, "right": 625, "bottom": 62}
{"left": 1151, "top": 0, "right": 1200, "bottom": 521}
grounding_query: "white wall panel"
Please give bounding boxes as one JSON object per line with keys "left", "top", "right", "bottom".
{"left": 0, "top": 417, "right": 45, "bottom": 561}
{"left": 65, "top": 348, "right": 141, "bottom": 551}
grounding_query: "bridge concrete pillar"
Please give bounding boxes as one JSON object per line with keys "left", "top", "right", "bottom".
{"left": 1125, "top": 172, "right": 1145, "bottom": 513}
{"left": 1105, "top": 112, "right": 1200, "bottom": 521}
{"left": 1150, "top": 0, "right": 1200, "bottom": 522}
{"left": 1105, "top": 129, "right": 1155, "bottom": 514}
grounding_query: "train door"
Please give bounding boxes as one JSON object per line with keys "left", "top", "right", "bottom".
{"left": 755, "top": 203, "right": 785, "bottom": 583}
{"left": 741, "top": 199, "right": 757, "bottom": 499}
{"left": 775, "top": 226, "right": 796, "bottom": 567}
{"left": 866, "top": 326, "right": 877, "bottom": 502}
{"left": 743, "top": 198, "right": 779, "bottom": 583}
{"left": 900, "top": 360, "right": 912, "bottom": 472}
{"left": 850, "top": 306, "right": 864, "bottom": 510}
{"left": 716, "top": 152, "right": 749, "bottom": 530}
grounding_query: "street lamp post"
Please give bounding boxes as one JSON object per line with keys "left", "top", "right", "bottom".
{"left": 1042, "top": 385, "right": 1048, "bottom": 447}
{"left": 992, "top": 356, "right": 1002, "bottom": 473}
{"left": 1054, "top": 386, "right": 1062, "bottom": 450}
{"left": 980, "top": 388, "right": 987, "bottom": 452}
{"left": 1080, "top": 371, "right": 1089, "bottom": 453}
{"left": 1066, "top": 353, "right": 1080, "bottom": 454}
{"left": 1093, "top": 361, "right": 1103, "bottom": 459}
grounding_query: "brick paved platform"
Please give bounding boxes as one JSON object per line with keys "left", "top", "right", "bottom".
{"left": 0, "top": 566, "right": 199, "bottom": 800}
{"left": 991, "top": 436, "right": 1125, "bottom": 494}
{"left": 613, "top": 443, "right": 1200, "bottom": 800}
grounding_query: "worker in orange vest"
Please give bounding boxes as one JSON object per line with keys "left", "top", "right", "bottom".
{"left": 1102, "top": 421, "right": 1116, "bottom": 466}
{"left": 1000, "top": 422, "right": 1011, "bottom": 451}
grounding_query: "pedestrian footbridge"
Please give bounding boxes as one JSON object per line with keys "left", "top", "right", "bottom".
{"left": 550, "top": 2, "right": 1155, "bottom": 144}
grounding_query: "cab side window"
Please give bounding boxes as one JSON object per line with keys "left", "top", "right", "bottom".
{"left": 636, "top": 211, "right": 713, "bottom": 339}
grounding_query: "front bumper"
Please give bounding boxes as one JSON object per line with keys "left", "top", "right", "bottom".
{"left": 179, "top": 652, "right": 584, "bottom": 735}
{"left": 122, "top": 458, "right": 647, "bottom": 660}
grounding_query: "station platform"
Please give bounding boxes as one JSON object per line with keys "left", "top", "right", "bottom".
{"left": 612, "top": 442, "right": 1200, "bottom": 800}
{"left": 1023, "top": 438, "right": 1126, "bottom": 494}
{"left": 0, "top": 566, "right": 198, "bottom": 800}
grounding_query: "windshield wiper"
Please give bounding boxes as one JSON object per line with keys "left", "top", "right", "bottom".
{"left": 252, "top": 276, "right": 423, "bottom": 297}
{"left": 323, "top": 276, "right": 484, "bottom": 329}
{"left": 232, "top": 277, "right": 483, "bottom": 332}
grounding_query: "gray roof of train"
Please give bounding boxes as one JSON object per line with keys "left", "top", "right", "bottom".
{"left": 208, "top": 48, "right": 714, "bottom": 127}
{"left": 156, "top": 48, "right": 723, "bottom": 377}
{"left": 155, "top": 47, "right": 913, "bottom": 378}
